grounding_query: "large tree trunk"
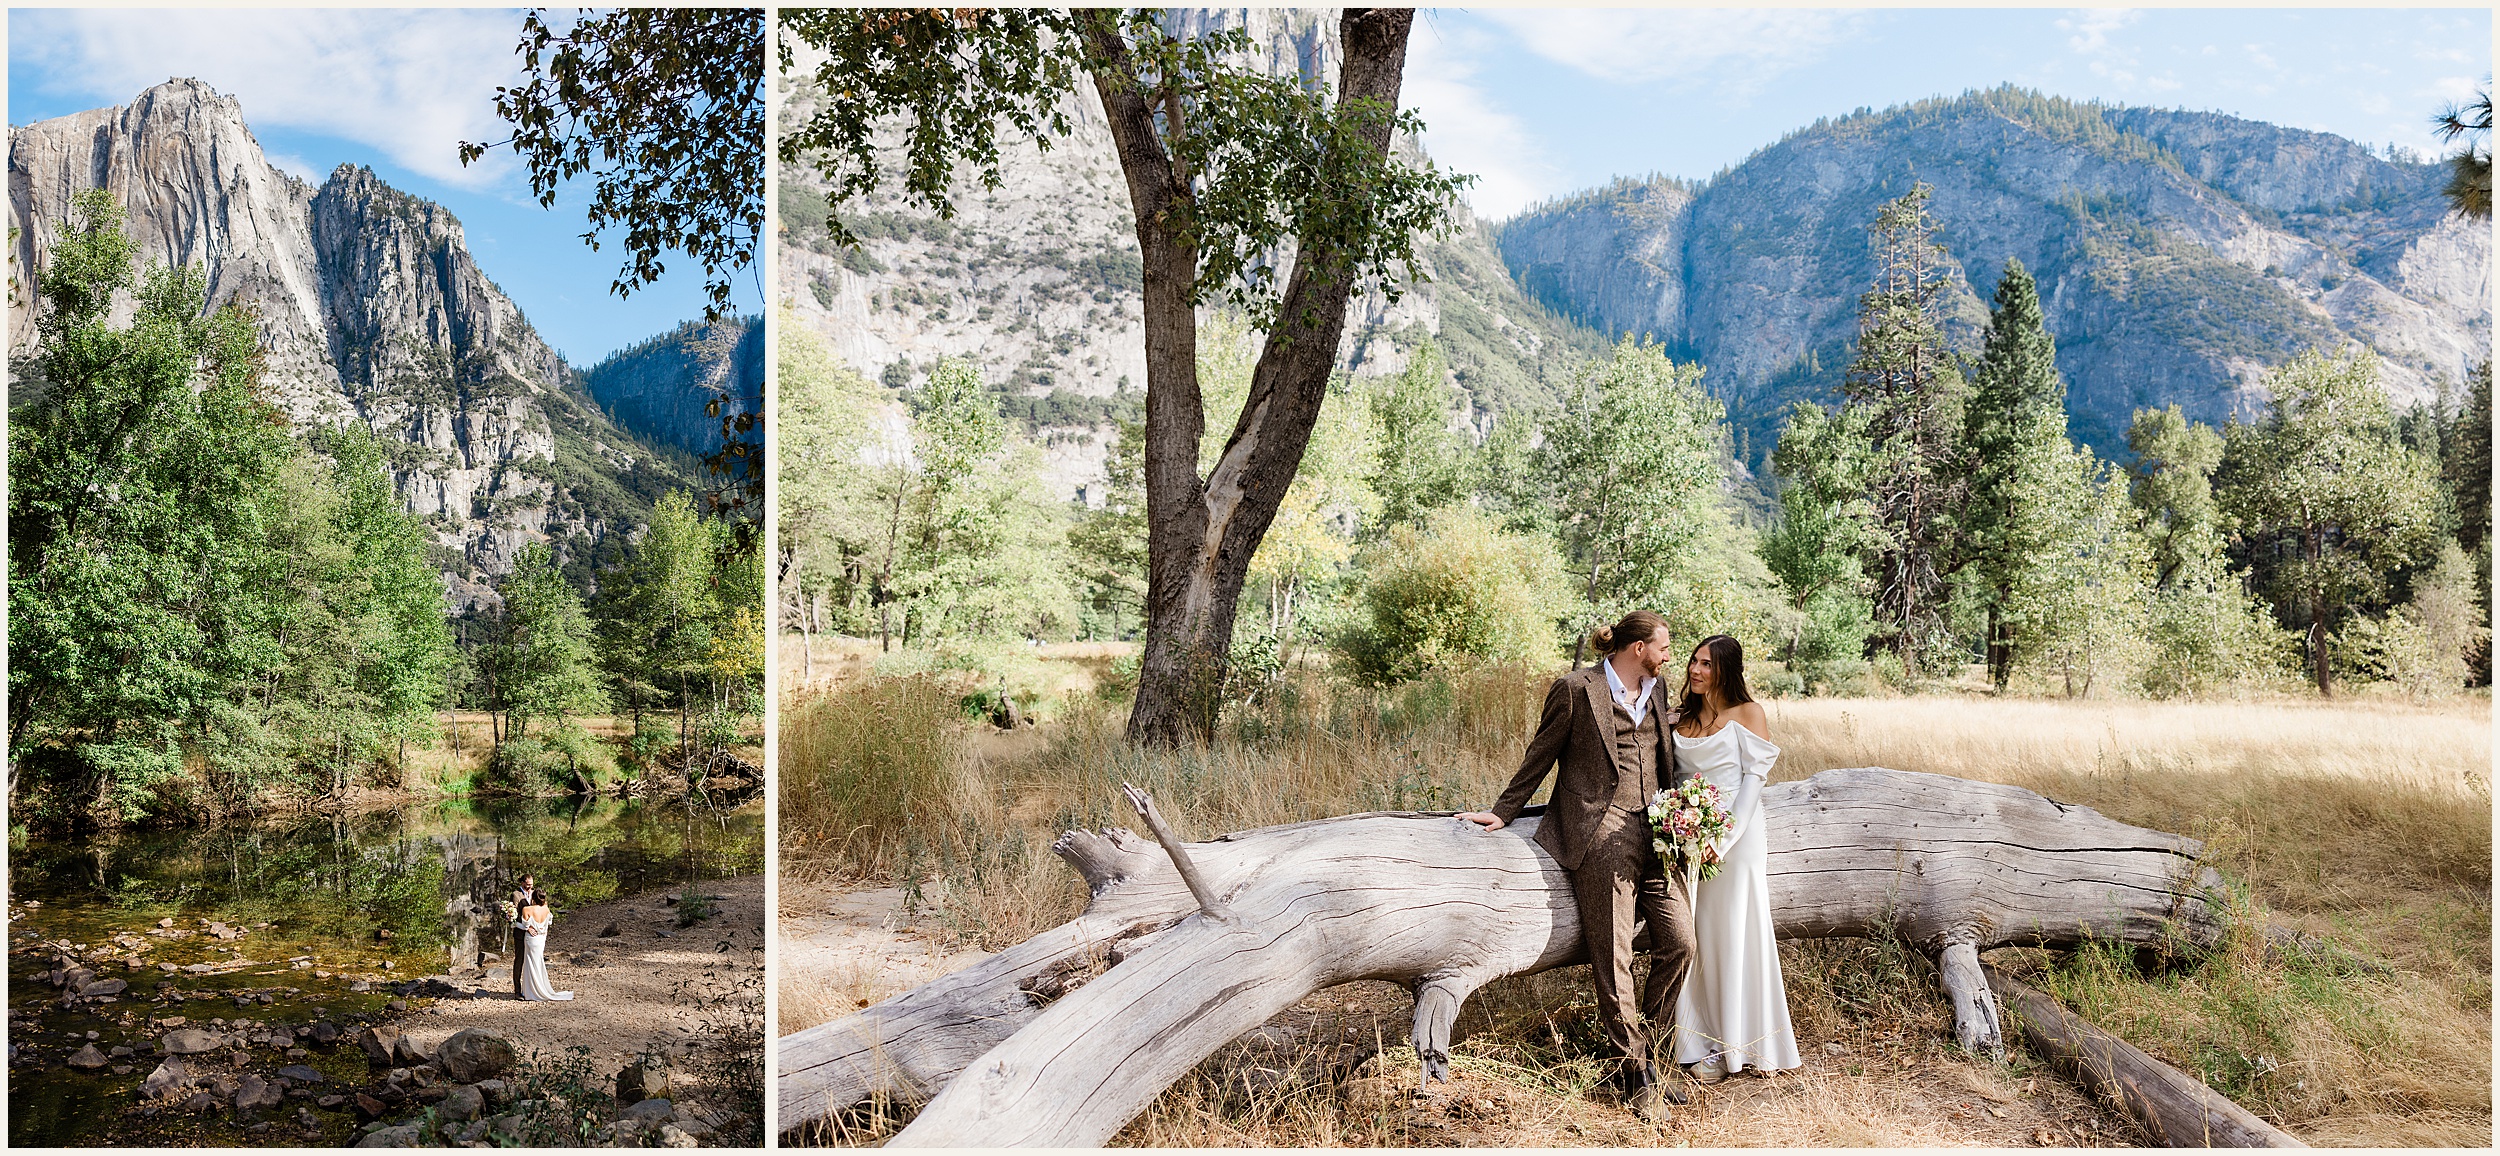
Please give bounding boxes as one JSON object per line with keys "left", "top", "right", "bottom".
{"left": 1098, "top": 9, "right": 1420, "bottom": 747}
{"left": 779, "top": 768, "right": 2235, "bottom": 1144}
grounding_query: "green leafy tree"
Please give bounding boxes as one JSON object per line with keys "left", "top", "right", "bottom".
{"left": 1534, "top": 336, "right": 1732, "bottom": 662}
{"left": 1365, "top": 340, "right": 1469, "bottom": 536}
{"left": 1841, "top": 183, "right": 1970, "bottom": 675}
{"left": 776, "top": 314, "right": 887, "bottom": 666}
{"left": 2218, "top": 350, "right": 2444, "bottom": 695}
{"left": 7, "top": 190, "right": 298, "bottom": 820}
{"left": 596, "top": 491, "right": 716, "bottom": 751}
{"left": 1760, "top": 400, "right": 1881, "bottom": 680}
{"left": 1961, "top": 258, "right": 2074, "bottom": 690}
{"left": 2441, "top": 361, "right": 2492, "bottom": 684}
{"left": 1068, "top": 416, "right": 1150, "bottom": 640}
{"left": 2127, "top": 406, "right": 2292, "bottom": 696}
{"left": 459, "top": 7, "right": 767, "bottom": 546}
{"left": 785, "top": 8, "right": 1468, "bottom": 744}
{"left": 2001, "top": 441, "right": 2152, "bottom": 697}
{"left": 488, "top": 544, "right": 604, "bottom": 741}
{"left": 1333, "top": 506, "right": 1573, "bottom": 685}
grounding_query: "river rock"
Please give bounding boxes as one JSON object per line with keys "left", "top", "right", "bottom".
{"left": 277, "top": 1064, "right": 325, "bottom": 1084}
{"left": 348, "top": 979, "right": 371, "bottom": 992}
{"left": 439, "top": 1083, "right": 484, "bottom": 1122}
{"left": 598, "top": 922, "right": 621, "bottom": 937}
{"left": 317, "top": 1094, "right": 345, "bottom": 1108}
{"left": 207, "top": 922, "right": 244, "bottom": 940}
{"left": 390, "top": 1034, "right": 428, "bottom": 1066}
{"left": 235, "top": 1073, "right": 285, "bottom": 1110}
{"left": 182, "top": 1091, "right": 219, "bottom": 1113}
{"left": 67, "top": 1043, "right": 108, "bottom": 1069}
{"left": 620, "top": 1098, "right": 674, "bottom": 1122}
{"left": 436, "top": 1028, "right": 516, "bottom": 1082}
{"left": 353, "top": 1092, "right": 388, "bottom": 1121}
{"left": 656, "top": 1122, "right": 700, "bottom": 1148}
{"left": 140, "top": 1058, "right": 191, "bottom": 1099}
{"left": 309, "top": 1021, "right": 340, "bottom": 1046}
{"left": 359, "top": 1025, "right": 403, "bottom": 1065}
{"left": 161, "top": 1028, "right": 222, "bottom": 1055}
{"left": 79, "top": 978, "right": 128, "bottom": 997}
{"left": 474, "top": 1078, "right": 510, "bottom": 1107}
{"left": 616, "top": 1062, "right": 669, "bottom": 1103}
{"left": 353, "top": 1125, "right": 420, "bottom": 1147}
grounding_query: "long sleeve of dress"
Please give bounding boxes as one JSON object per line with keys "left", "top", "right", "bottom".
{"left": 1715, "top": 725, "right": 1781, "bottom": 852}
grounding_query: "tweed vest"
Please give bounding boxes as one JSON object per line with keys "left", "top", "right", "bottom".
{"left": 1607, "top": 696, "right": 1662, "bottom": 810}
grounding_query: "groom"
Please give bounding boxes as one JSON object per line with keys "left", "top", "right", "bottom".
{"left": 1459, "top": 609, "right": 1693, "bottom": 1122}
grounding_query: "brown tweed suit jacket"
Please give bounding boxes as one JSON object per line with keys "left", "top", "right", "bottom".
{"left": 1488, "top": 663, "right": 1684, "bottom": 871}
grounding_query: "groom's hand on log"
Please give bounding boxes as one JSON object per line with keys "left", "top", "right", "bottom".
{"left": 1457, "top": 811, "right": 1505, "bottom": 831}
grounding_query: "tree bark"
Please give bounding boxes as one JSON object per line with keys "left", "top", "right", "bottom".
{"left": 779, "top": 767, "right": 2234, "bottom": 1144}
{"left": 1987, "top": 966, "right": 2306, "bottom": 1147}
{"left": 1100, "top": 9, "right": 1420, "bottom": 746}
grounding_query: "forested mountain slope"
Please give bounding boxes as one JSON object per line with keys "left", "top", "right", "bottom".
{"left": 1497, "top": 88, "right": 2491, "bottom": 460}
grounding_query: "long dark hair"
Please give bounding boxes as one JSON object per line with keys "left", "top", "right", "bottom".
{"left": 1675, "top": 634, "right": 1753, "bottom": 730}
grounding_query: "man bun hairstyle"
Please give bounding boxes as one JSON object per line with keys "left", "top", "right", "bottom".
{"left": 1590, "top": 609, "right": 1670, "bottom": 655}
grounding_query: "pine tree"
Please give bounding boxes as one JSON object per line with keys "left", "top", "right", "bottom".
{"left": 1365, "top": 340, "right": 1469, "bottom": 536}
{"left": 489, "top": 544, "right": 603, "bottom": 741}
{"left": 1962, "top": 258, "right": 2072, "bottom": 690}
{"left": 1761, "top": 400, "right": 1880, "bottom": 677}
{"left": 1840, "top": 184, "right": 1970, "bottom": 674}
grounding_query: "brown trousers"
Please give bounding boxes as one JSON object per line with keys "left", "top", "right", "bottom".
{"left": 1572, "top": 806, "right": 1695, "bottom": 1074}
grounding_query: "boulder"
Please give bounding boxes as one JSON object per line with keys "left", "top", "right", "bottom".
{"left": 474, "top": 1078, "right": 510, "bottom": 1107}
{"left": 79, "top": 978, "right": 129, "bottom": 998}
{"left": 160, "top": 1028, "right": 223, "bottom": 1055}
{"left": 352, "top": 1125, "right": 420, "bottom": 1147}
{"left": 620, "top": 1098, "right": 674, "bottom": 1122}
{"left": 61, "top": 966, "right": 95, "bottom": 990}
{"left": 436, "top": 1029, "right": 516, "bottom": 1083}
{"left": 309, "top": 1021, "right": 341, "bottom": 1046}
{"left": 140, "top": 1058, "right": 191, "bottom": 1100}
{"left": 616, "top": 1062, "right": 670, "bottom": 1104}
{"left": 277, "top": 1064, "right": 326, "bottom": 1084}
{"left": 66, "top": 1043, "right": 108, "bottom": 1069}
{"left": 358, "top": 1025, "right": 403, "bottom": 1066}
{"left": 656, "top": 1122, "right": 701, "bottom": 1148}
{"left": 390, "top": 1034, "right": 428, "bottom": 1066}
{"left": 353, "top": 1092, "right": 388, "bottom": 1121}
{"left": 439, "top": 1083, "right": 485, "bottom": 1123}
{"left": 235, "top": 1074, "right": 286, "bottom": 1110}
{"left": 182, "top": 1091, "right": 220, "bottom": 1113}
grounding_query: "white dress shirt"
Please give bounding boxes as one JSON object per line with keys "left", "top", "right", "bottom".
{"left": 1601, "top": 655, "right": 1659, "bottom": 727}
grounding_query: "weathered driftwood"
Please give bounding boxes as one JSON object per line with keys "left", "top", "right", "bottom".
{"left": 779, "top": 767, "right": 2230, "bottom": 1144}
{"left": 1987, "top": 965, "right": 2306, "bottom": 1148}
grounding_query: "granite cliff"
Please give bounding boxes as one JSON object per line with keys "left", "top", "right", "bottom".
{"left": 1497, "top": 88, "right": 2493, "bottom": 460}
{"left": 776, "top": 9, "right": 1605, "bottom": 503}
{"left": 9, "top": 78, "right": 700, "bottom": 606}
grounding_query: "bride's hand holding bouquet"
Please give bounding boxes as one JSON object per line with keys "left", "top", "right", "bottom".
{"left": 1647, "top": 778, "right": 1734, "bottom": 880}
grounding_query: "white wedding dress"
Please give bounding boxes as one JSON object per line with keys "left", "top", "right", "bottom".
{"left": 517, "top": 909, "right": 574, "bottom": 1001}
{"left": 1670, "top": 720, "right": 1799, "bottom": 1075}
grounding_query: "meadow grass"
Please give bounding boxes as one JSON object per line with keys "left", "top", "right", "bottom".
{"left": 777, "top": 648, "right": 2491, "bottom": 1146}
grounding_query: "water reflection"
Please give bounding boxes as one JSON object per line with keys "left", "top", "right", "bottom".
{"left": 6, "top": 796, "right": 762, "bottom": 1147}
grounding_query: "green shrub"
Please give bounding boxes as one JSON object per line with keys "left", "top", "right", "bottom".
{"left": 1332, "top": 506, "right": 1575, "bottom": 686}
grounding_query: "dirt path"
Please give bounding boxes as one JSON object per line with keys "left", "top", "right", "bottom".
{"left": 400, "top": 875, "right": 764, "bottom": 1073}
{"left": 775, "top": 877, "right": 986, "bottom": 1037}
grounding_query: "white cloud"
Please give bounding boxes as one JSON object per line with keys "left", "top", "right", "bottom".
{"left": 10, "top": 8, "right": 528, "bottom": 189}
{"left": 263, "top": 152, "right": 320, "bottom": 182}
{"left": 2060, "top": 9, "right": 2139, "bottom": 56}
{"left": 1402, "top": 17, "right": 1567, "bottom": 220}
{"left": 1473, "top": 8, "right": 1859, "bottom": 97}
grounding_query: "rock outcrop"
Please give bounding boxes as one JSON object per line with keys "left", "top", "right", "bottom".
{"left": 1497, "top": 88, "right": 2493, "bottom": 457}
{"left": 8, "top": 78, "right": 698, "bottom": 600}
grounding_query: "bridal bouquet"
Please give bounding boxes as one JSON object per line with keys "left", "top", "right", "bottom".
{"left": 1647, "top": 779, "right": 1733, "bottom": 881}
{"left": 499, "top": 899, "right": 520, "bottom": 924}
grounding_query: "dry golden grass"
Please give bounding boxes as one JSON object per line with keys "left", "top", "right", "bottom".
{"left": 779, "top": 658, "right": 2492, "bottom": 1147}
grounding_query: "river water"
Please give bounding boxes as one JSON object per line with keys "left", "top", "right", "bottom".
{"left": 6, "top": 795, "right": 764, "bottom": 1147}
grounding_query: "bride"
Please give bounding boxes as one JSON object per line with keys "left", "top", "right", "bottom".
{"left": 516, "top": 889, "right": 574, "bottom": 1002}
{"left": 1669, "top": 635, "right": 1799, "bottom": 1079}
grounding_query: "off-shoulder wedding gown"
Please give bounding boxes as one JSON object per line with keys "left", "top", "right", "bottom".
{"left": 517, "top": 910, "right": 574, "bottom": 1001}
{"left": 1670, "top": 720, "right": 1799, "bottom": 1076}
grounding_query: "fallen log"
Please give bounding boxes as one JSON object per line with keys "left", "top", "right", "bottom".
{"left": 1987, "top": 965, "right": 2305, "bottom": 1147}
{"left": 779, "top": 767, "right": 2231, "bottom": 1144}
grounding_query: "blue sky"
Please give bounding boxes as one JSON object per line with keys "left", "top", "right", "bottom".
{"left": 7, "top": 7, "right": 759, "bottom": 366}
{"left": 1407, "top": 6, "right": 2495, "bottom": 219}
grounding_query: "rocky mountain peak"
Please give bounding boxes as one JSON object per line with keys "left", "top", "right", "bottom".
{"left": 10, "top": 79, "right": 698, "bottom": 605}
